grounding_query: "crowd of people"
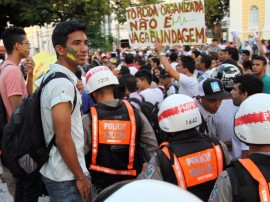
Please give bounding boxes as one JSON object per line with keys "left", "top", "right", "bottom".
{"left": 1, "top": 19, "right": 270, "bottom": 202}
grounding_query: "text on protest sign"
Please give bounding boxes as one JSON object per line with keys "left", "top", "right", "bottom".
{"left": 126, "top": 0, "right": 206, "bottom": 48}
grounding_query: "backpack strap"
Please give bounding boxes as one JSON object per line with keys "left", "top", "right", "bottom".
{"left": 40, "top": 72, "right": 77, "bottom": 112}
{"left": 41, "top": 72, "right": 78, "bottom": 150}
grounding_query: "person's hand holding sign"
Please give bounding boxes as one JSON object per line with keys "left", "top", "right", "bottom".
{"left": 154, "top": 42, "right": 163, "bottom": 54}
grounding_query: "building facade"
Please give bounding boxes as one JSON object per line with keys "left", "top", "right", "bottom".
{"left": 230, "top": 0, "right": 270, "bottom": 40}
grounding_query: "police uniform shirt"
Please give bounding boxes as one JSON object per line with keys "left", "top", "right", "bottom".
{"left": 208, "top": 152, "right": 270, "bottom": 202}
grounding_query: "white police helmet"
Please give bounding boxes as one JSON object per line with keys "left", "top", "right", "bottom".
{"left": 234, "top": 93, "right": 270, "bottom": 145}
{"left": 158, "top": 94, "right": 202, "bottom": 133}
{"left": 95, "top": 179, "right": 202, "bottom": 202}
{"left": 85, "top": 66, "right": 119, "bottom": 94}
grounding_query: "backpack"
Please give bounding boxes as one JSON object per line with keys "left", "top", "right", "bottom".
{"left": 0, "top": 64, "right": 11, "bottom": 153}
{"left": 0, "top": 94, "right": 6, "bottom": 153}
{"left": 128, "top": 96, "right": 166, "bottom": 145}
{"left": 2, "top": 72, "right": 77, "bottom": 179}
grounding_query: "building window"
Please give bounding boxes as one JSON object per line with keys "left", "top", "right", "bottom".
{"left": 250, "top": 5, "right": 259, "bottom": 28}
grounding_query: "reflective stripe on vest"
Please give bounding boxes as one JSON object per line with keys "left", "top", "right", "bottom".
{"left": 211, "top": 143, "right": 223, "bottom": 174}
{"left": 90, "top": 164, "right": 136, "bottom": 176}
{"left": 162, "top": 144, "right": 223, "bottom": 188}
{"left": 159, "top": 141, "right": 169, "bottom": 149}
{"left": 90, "top": 107, "right": 98, "bottom": 165}
{"left": 122, "top": 100, "right": 136, "bottom": 170}
{"left": 90, "top": 100, "right": 137, "bottom": 175}
{"left": 162, "top": 147, "right": 187, "bottom": 189}
{"left": 239, "top": 158, "right": 270, "bottom": 202}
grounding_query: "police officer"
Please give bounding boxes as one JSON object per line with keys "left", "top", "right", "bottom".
{"left": 83, "top": 66, "right": 158, "bottom": 195}
{"left": 95, "top": 180, "right": 203, "bottom": 202}
{"left": 138, "top": 94, "right": 231, "bottom": 201}
{"left": 209, "top": 93, "right": 270, "bottom": 202}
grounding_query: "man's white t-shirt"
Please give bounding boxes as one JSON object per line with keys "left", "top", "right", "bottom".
{"left": 170, "top": 62, "right": 178, "bottom": 70}
{"left": 178, "top": 73, "right": 198, "bottom": 97}
{"left": 40, "top": 64, "right": 88, "bottom": 181}
{"left": 139, "top": 88, "right": 164, "bottom": 106}
{"left": 214, "top": 99, "right": 238, "bottom": 142}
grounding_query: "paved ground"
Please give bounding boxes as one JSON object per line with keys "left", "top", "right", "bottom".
{"left": 0, "top": 178, "right": 13, "bottom": 202}
{"left": 0, "top": 178, "right": 49, "bottom": 202}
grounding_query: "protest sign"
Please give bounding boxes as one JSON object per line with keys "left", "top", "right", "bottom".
{"left": 126, "top": 0, "right": 206, "bottom": 48}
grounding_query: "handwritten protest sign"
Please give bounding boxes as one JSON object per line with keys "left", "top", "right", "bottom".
{"left": 126, "top": 0, "right": 205, "bottom": 48}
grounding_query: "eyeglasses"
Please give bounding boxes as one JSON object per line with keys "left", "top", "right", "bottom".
{"left": 20, "top": 42, "right": 31, "bottom": 46}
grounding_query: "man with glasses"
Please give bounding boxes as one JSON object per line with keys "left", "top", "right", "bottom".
{"left": 0, "top": 27, "right": 36, "bottom": 201}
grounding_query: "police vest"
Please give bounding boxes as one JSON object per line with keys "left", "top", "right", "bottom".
{"left": 227, "top": 153, "right": 270, "bottom": 202}
{"left": 86, "top": 100, "right": 142, "bottom": 190}
{"left": 157, "top": 129, "right": 224, "bottom": 201}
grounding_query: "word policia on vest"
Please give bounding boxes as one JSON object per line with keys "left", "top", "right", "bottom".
{"left": 99, "top": 120, "right": 131, "bottom": 144}
{"left": 180, "top": 149, "right": 217, "bottom": 185}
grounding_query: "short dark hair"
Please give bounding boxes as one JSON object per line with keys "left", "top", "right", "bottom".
{"left": 200, "top": 54, "right": 212, "bottom": 69}
{"left": 227, "top": 47, "right": 239, "bottom": 61}
{"left": 120, "top": 74, "right": 137, "bottom": 93}
{"left": 124, "top": 54, "right": 134, "bottom": 64}
{"left": 181, "top": 56, "right": 195, "bottom": 73}
{"left": 152, "top": 66, "right": 163, "bottom": 84}
{"left": 184, "top": 45, "right": 191, "bottom": 52}
{"left": 192, "top": 50, "right": 201, "bottom": 58}
{"left": 152, "top": 57, "right": 160, "bottom": 66}
{"left": 135, "top": 69, "right": 152, "bottom": 85}
{"left": 220, "top": 49, "right": 228, "bottom": 53}
{"left": 120, "top": 66, "right": 130, "bottom": 75}
{"left": 170, "top": 53, "right": 178, "bottom": 62}
{"left": 234, "top": 74, "right": 263, "bottom": 96}
{"left": 136, "top": 59, "right": 146, "bottom": 67}
{"left": 253, "top": 55, "right": 267, "bottom": 66}
{"left": 140, "top": 64, "right": 151, "bottom": 71}
{"left": 113, "top": 74, "right": 137, "bottom": 99}
{"left": 52, "top": 20, "right": 87, "bottom": 56}
{"left": 242, "top": 60, "right": 252, "bottom": 71}
{"left": 209, "top": 51, "right": 219, "bottom": 61}
{"left": 242, "top": 50, "right": 250, "bottom": 57}
{"left": 1, "top": 27, "right": 26, "bottom": 54}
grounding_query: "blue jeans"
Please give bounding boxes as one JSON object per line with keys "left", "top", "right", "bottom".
{"left": 42, "top": 176, "right": 85, "bottom": 202}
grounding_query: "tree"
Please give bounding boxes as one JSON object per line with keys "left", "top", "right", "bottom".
{"left": 0, "top": 0, "right": 112, "bottom": 49}
{"left": 204, "top": 0, "right": 230, "bottom": 41}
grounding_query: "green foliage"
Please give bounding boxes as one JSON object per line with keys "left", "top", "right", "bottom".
{"left": 205, "top": 0, "right": 229, "bottom": 27}
{"left": 0, "top": 0, "right": 112, "bottom": 49}
{"left": 204, "top": 0, "right": 229, "bottom": 38}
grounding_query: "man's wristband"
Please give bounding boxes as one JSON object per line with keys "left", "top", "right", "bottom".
{"left": 159, "top": 52, "right": 166, "bottom": 56}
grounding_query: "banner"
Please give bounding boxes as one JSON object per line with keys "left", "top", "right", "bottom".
{"left": 32, "top": 51, "right": 56, "bottom": 90}
{"left": 126, "top": 0, "right": 205, "bottom": 48}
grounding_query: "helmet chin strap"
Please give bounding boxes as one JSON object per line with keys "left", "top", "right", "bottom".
{"left": 90, "top": 93, "right": 97, "bottom": 104}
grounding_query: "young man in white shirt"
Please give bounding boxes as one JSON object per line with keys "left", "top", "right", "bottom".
{"left": 155, "top": 42, "right": 198, "bottom": 97}
{"left": 40, "top": 20, "right": 91, "bottom": 201}
{"left": 135, "top": 69, "right": 163, "bottom": 106}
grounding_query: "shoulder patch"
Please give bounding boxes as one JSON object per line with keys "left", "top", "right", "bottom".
{"left": 144, "top": 163, "right": 156, "bottom": 179}
{"left": 209, "top": 182, "right": 219, "bottom": 201}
